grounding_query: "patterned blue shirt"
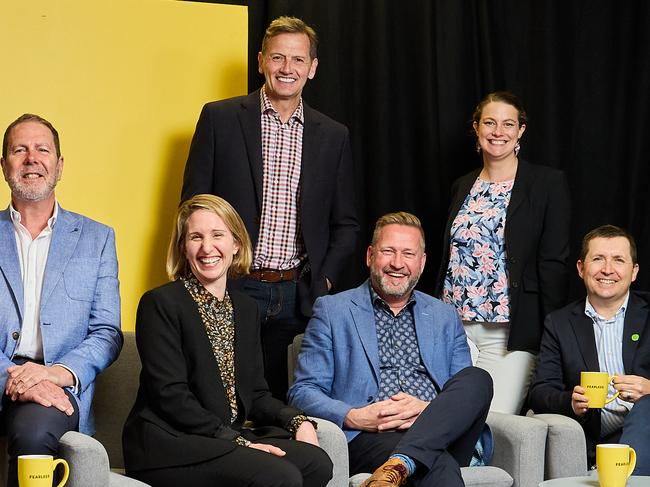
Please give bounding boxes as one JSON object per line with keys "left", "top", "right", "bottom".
{"left": 370, "top": 284, "right": 439, "bottom": 401}
{"left": 585, "top": 294, "right": 632, "bottom": 437}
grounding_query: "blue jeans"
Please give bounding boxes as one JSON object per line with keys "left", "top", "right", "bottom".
{"left": 240, "top": 278, "right": 307, "bottom": 400}
{"left": 620, "top": 394, "right": 650, "bottom": 475}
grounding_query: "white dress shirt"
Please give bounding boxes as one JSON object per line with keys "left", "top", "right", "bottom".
{"left": 10, "top": 203, "right": 58, "bottom": 360}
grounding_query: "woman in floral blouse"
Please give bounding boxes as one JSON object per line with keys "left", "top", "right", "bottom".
{"left": 435, "top": 92, "right": 571, "bottom": 414}
{"left": 123, "top": 194, "right": 332, "bottom": 487}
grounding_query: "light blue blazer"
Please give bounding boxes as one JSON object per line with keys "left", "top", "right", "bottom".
{"left": 288, "top": 281, "right": 472, "bottom": 441}
{"left": 0, "top": 206, "right": 122, "bottom": 434}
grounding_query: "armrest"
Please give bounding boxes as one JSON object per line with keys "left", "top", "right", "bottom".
{"left": 58, "top": 431, "right": 110, "bottom": 487}
{"left": 312, "top": 417, "right": 349, "bottom": 487}
{"left": 530, "top": 413, "right": 588, "bottom": 479}
{"left": 487, "top": 411, "right": 547, "bottom": 487}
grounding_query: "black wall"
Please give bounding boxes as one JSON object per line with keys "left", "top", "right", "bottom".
{"left": 193, "top": 1, "right": 650, "bottom": 299}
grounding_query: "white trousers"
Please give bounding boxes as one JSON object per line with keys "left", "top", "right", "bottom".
{"left": 463, "top": 321, "right": 537, "bottom": 414}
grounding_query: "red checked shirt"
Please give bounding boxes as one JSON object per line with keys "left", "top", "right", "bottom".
{"left": 252, "top": 87, "right": 306, "bottom": 271}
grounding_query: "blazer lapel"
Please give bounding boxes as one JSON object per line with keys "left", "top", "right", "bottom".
{"left": 232, "top": 291, "right": 253, "bottom": 396}
{"left": 350, "top": 285, "right": 380, "bottom": 381}
{"left": 413, "top": 299, "right": 443, "bottom": 390}
{"left": 622, "top": 293, "right": 649, "bottom": 372}
{"left": 569, "top": 302, "right": 600, "bottom": 371}
{"left": 237, "top": 91, "right": 264, "bottom": 210}
{"left": 0, "top": 210, "right": 24, "bottom": 320}
{"left": 506, "top": 160, "right": 531, "bottom": 220}
{"left": 300, "top": 103, "right": 322, "bottom": 203}
{"left": 40, "top": 208, "right": 82, "bottom": 308}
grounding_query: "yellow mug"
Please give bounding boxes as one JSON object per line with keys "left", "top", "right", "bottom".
{"left": 18, "top": 455, "right": 69, "bottom": 487}
{"left": 581, "top": 371, "right": 619, "bottom": 408}
{"left": 597, "top": 444, "right": 636, "bottom": 487}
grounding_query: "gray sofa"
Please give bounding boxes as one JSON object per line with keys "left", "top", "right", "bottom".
{"left": 0, "top": 331, "right": 588, "bottom": 487}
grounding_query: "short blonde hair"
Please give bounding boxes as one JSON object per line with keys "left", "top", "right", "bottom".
{"left": 371, "top": 211, "right": 425, "bottom": 250}
{"left": 262, "top": 16, "right": 318, "bottom": 59}
{"left": 166, "top": 194, "right": 252, "bottom": 281}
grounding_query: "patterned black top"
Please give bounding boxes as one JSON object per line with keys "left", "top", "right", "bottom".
{"left": 183, "top": 275, "right": 238, "bottom": 424}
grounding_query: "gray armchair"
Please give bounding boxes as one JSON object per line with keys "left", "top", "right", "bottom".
{"left": 528, "top": 413, "right": 588, "bottom": 480}
{"left": 59, "top": 331, "right": 148, "bottom": 486}
{"left": 288, "top": 334, "right": 549, "bottom": 487}
{"left": 0, "top": 332, "right": 146, "bottom": 486}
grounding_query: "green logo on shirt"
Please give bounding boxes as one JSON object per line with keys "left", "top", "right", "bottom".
{"left": 631, "top": 333, "right": 640, "bottom": 342}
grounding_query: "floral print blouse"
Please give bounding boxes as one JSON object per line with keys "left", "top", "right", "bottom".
{"left": 442, "top": 177, "right": 514, "bottom": 322}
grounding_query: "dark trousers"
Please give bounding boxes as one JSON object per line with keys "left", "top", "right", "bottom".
{"left": 240, "top": 278, "right": 307, "bottom": 400}
{"left": 348, "top": 367, "right": 493, "bottom": 487}
{"left": 1, "top": 389, "right": 80, "bottom": 487}
{"left": 129, "top": 438, "right": 332, "bottom": 487}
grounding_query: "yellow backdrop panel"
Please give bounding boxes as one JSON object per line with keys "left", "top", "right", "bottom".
{"left": 0, "top": 0, "right": 247, "bottom": 330}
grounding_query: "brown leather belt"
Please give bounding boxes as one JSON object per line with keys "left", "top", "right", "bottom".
{"left": 248, "top": 268, "right": 299, "bottom": 283}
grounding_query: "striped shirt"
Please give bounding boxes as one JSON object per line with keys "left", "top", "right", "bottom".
{"left": 585, "top": 294, "right": 632, "bottom": 437}
{"left": 252, "top": 86, "right": 306, "bottom": 271}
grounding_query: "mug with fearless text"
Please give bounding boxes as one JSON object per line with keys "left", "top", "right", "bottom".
{"left": 596, "top": 443, "right": 636, "bottom": 487}
{"left": 581, "top": 371, "right": 619, "bottom": 408}
{"left": 18, "top": 455, "right": 69, "bottom": 487}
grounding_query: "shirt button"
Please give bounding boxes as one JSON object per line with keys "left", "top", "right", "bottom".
{"left": 12, "top": 331, "right": 20, "bottom": 340}
{"left": 511, "top": 281, "right": 519, "bottom": 288}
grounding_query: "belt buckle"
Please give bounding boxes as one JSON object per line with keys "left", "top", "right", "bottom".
{"left": 259, "top": 270, "right": 276, "bottom": 282}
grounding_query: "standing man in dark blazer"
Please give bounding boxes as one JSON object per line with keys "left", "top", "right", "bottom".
{"left": 181, "top": 16, "right": 359, "bottom": 399}
{"left": 529, "top": 225, "right": 650, "bottom": 474}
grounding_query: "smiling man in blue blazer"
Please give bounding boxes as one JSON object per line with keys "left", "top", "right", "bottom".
{"left": 0, "top": 114, "right": 122, "bottom": 487}
{"left": 289, "top": 212, "right": 493, "bottom": 487}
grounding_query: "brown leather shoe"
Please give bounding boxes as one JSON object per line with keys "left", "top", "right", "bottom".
{"left": 359, "top": 457, "right": 409, "bottom": 486}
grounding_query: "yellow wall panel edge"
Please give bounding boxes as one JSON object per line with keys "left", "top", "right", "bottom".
{"left": 0, "top": 0, "right": 248, "bottom": 331}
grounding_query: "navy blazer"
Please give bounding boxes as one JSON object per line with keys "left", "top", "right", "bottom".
{"left": 528, "top": 291, "right": 650, "bottom": 458}
{"left": 0, "top": 206, "right": 122, "bottom": 435}
{"left": 123, "top": 281, "right": 302, "bottom": 472}
{"left": 435, "top": 160, "right": 571, "bottom": 352}
{"left": 288, "top": 281, "right": 472, "bottom": 442}
{"left": 181, "top": 90, "right": 359, "bottom": 316}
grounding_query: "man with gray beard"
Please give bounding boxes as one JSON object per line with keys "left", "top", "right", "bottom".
{"left": 0, "top": 114, "right": 122, "bottom": 487}
{"left": 289, "top": 212, "right": 493, "bottom": 487}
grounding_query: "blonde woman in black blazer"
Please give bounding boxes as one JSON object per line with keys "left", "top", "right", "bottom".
{"left": 123, "top": 195, "right": 332, "bottom": 487}
{"left": 435, "top": 92, "right": 570, "bottom": 414}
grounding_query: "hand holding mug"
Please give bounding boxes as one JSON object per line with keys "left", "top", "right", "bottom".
{"left": 612, "top": 374, "right": 650, "bottom": 403}
{"left": 571, "top": 384, "right": 589, "bottom": 417}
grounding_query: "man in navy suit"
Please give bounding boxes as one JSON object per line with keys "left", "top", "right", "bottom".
{"left": 182, "top": 16, "right": 358, "bottom": 400}
{"left": 529, "top": 225, "right": 650, "bottom": 474}
{"left": 0, "top": 114, "right": 122, "bottom": 487}
{"left": 289, "top": 212, "right": 493, "bottom": 487}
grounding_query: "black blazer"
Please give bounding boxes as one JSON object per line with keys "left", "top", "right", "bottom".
{"left": 181, "top": 90, "right": 359, "bottom": 316}
{"left": 435, "top": 160, "right": 571, "bottom": 352}
{"left": 528, "top": 292, "right": 650, "bottom": 460}
{"left": 122, "top": 280, "right": 302, "bottom": 472}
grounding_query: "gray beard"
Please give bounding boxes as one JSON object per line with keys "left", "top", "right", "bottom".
{"left": 370, "top": 268, "right": 421, "bottom": 301}
{"left": 7, "top": 178, "right": 57, "bottom": 202}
